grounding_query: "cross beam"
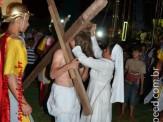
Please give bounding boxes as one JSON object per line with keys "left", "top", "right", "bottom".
{"left": 23, "top": 0, "right": 108, "bottom": 116}
{"left": 48, "top": 0, "right": 93, "bottom": 115}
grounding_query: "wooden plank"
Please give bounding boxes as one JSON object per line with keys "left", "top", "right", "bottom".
{"left": 47, "top": 0, "right": 65, "bottom": 37}
{"left": 65, "top": 0, "right": 108, "bottom": 45}
{"left": 48, "top": 4, "right": 93, "bottom": 115}
{"left": 48, "top": 5, "right": 76, "bottom": 79}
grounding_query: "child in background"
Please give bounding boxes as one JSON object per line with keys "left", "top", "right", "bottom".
{"left": 118, "top": 46, "right": 146, "bottom": 121}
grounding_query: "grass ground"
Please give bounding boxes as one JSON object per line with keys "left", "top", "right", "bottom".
{"left": 24, "top": 82, "right": 153, "bottom": 122}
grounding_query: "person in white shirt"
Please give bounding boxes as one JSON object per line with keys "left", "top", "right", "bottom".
{"left": 70, "top": 24, "right": 124, "bottom": 122}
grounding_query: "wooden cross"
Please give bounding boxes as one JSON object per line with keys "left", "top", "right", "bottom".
{"left": 23, "top": 0, "right": 107, "bottom": 115}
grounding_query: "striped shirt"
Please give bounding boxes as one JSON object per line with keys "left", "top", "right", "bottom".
{"left": 26, "top": 46, "right": 36, "bottom": 64}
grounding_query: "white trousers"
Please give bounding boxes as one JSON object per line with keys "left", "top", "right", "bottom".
{"left": 47, "top": 83, "right": 80, "bottom": 122}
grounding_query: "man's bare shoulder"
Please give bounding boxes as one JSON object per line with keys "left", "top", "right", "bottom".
{"left": 53, "top": 49, "right": 63, "bottom": 58}
{"left": 51, "top": 49, "right": 64, "bottom": 68}
{"left": 55, "top": 49, "right": 63, "bottom": 54}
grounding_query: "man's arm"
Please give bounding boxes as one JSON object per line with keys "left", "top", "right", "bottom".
{"left": 72, "top": 46, "right": 110, "bottom": 71}
{"left": 7, "top": 74, "right": 32, "bottom": 116}
{"left": 124, "top": 59, "right": 129, "bottom": 74}
{"left": 50, "top": 49, "right": 79, "bottom": 79}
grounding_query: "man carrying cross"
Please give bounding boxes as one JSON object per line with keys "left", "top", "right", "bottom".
{"left": 47, "top": 31, "right": 93, "bottom": 122}
{"left": 47, "top": 32, "right": 92, "bottom": 122}
{"left": 22, "top": 0, "right": 107, "bottom": 117}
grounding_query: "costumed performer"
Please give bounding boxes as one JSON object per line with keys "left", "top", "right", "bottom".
{"left": 37, "top": 35, "right": 55, "bottom": 107}
{"left": 70, "top": 24, "right": 124, "bottom": 122}
{"left": 47, "top": 31, "right": 93, "bottom": 122}
{"left": 0, "top": 2, "right": 34, "bottom": 122}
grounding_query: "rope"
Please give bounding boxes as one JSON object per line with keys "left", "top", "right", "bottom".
{"left": 90, "top": 80, "right": 110, "bottom": 121}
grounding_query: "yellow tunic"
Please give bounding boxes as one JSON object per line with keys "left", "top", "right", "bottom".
{"left": 157, "top": 49, "right": 163, "bottom": 61}
{"left": 4, "top": 36, "right": 27, "bottom": 76}
{"left": 3, "top": 36, "right": 30, "bottom": 122}
{"left": 37, "top": 37, "right": 46, "bottom": 51}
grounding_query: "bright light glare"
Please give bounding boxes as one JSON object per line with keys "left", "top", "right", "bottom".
{"left": 96, "top": 31, "right": 103, "bottom": 38}
{"left": 61, "top": 19, "right": 64, "bottom": 23}
{"left": 51, "top": 19, "right": 53, "bottom": 23}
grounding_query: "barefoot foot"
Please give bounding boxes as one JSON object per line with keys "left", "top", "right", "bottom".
{"left": 129, "top": 114, "right": 136, "bottom": 122}
{"left": 118, "top": 113, "right": 124, "bottom": 119}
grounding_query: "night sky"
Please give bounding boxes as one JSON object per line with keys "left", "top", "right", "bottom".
{"left": 23, "top": 0, "right": 49, "bottom": 18}
{"left": 22, "top": 0, "right": 83, "bottom": 28}
{"left": 22, "top": 0, "right": 112, "bottom": 30}
{"left": 21, "top": 0, "right": 156, "bottom": 31}
{"left": 23, "top": 0, "right": 94, "bottom": 18}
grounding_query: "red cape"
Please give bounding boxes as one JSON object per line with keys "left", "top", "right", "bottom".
{"left": 0, "top": 33, "right": 10, "bottom": 122}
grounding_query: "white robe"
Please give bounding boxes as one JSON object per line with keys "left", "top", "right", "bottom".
{"left": 72, "top": 36, "right": 124, "bottom": 122}
{"left": 47, "top": 83, "right": 80, "bottom": 122}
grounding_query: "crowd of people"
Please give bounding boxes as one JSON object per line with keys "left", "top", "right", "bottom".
{"left": 0, "top": 1, "right": 163, "bottom": 122}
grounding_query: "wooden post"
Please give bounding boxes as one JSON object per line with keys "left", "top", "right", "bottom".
{"left": 23, "top": 0, "right": 108, "bottom": 116}
{"left": 48, "top": 0, "right": 92, "bottom": 114}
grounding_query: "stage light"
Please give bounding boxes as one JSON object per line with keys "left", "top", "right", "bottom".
{"left": 61, "top": 19, "right": 64, "bottom": 23}
{"left": 96, "top": 30, "right": 103, "bottom": 38}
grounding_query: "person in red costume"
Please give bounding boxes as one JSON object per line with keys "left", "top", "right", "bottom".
{"left": 37, "top": 35, "right": 55, "bottom": 108}
{"left": 0, "top": 2, "right": 34, "bottom": 122}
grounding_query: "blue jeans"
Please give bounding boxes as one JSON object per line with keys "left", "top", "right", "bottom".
{"left": 124, "top": 81, "right": 139, "bottom": 106}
